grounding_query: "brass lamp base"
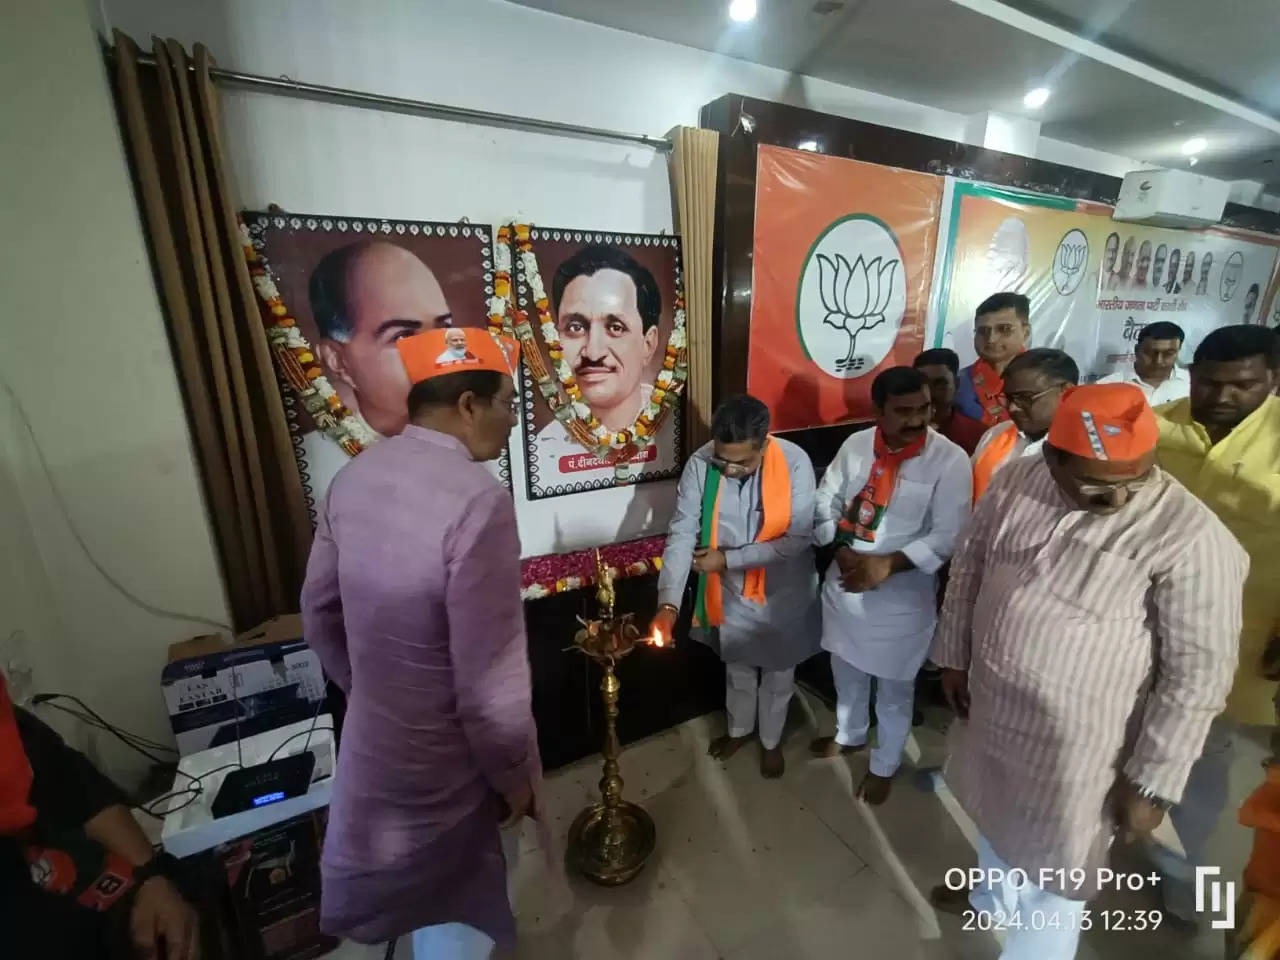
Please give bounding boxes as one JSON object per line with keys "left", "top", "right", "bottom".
{"left": 565, "top": 799, "right": 656, "bottom": 886}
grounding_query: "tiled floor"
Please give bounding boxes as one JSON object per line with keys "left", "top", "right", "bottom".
{"left": 331, "top": 690, "right": 1266, "bottom": 960}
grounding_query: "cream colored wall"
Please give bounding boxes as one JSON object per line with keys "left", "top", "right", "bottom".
{"left": 0, "top": 0, "right": 231, "bottom": 783}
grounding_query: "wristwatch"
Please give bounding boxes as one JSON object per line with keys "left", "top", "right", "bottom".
{"left": 132, "top": 851, "right": 184, "bottom": 889}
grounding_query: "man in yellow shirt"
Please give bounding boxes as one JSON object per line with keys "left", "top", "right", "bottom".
{"left": 1154, "top": 323, "right": 1280, "bottom": 922}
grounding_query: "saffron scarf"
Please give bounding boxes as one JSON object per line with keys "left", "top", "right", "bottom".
{"left": 1231, "top": 766, "right": 1280, "bottom": 959}
{"left": 835, "top": 428, "right": 927, "bottom": 546}
{"left": 694, "top": 437, "right": 791, "bottom": 627}
{"left": 971, "top": 358, "right": 1012, "bottom": 427}
{"left": 971, "top": 422, "right": 1020, "bottom": 503}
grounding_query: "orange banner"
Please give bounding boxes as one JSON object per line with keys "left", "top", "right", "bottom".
{"left": 748, "top": 146, "right": 943, "bottom": 431}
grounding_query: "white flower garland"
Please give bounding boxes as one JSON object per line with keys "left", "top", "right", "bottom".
{"left": 490, "top": 224, "right": 689, "bottom": 479}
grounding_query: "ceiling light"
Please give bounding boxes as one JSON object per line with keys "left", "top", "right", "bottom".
{"left": 729, "top": 0, "right": 757, "bottom": 23}
{"left": 1022, "top": 87, "right": 1050, "bottom": 109}
{"left": 1188, "top": 157, "right": 1199, "bottom": 167}
{"left": 797, "top": 140, "right": 819, "bottom": 151}
{"left": 1181, "top": 136, "right": 1207, "bottom": 155}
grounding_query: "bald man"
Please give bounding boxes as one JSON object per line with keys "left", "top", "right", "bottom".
{"left": 310, "top": 241, "right": 455, "bottom": 438}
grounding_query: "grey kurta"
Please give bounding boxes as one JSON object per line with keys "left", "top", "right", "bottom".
{"left": 658, "top": 438, "right": 820, "bottom": 671}
{"left": 931, "top": 454, "right": 1247, "bottom": 898}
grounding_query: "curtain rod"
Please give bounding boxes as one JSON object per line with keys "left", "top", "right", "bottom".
{"left": 117, "top": 49, "right": 673, "bottom": 152}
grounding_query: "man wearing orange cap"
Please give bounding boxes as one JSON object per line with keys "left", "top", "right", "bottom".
{"left": 931, "top": 383, "right": 1247, "bottom": 959}
{"left": 1151, "top": 324, "right": 1280, "bottom": 923}
{"left": 301, "top": 327, "right": 538, "bottom": 959}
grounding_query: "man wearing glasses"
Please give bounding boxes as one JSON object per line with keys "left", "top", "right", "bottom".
{"left": 970, "top": 348, "right": 1078, "bottom": 500}
{"left": 652, "top": 394, "right": 820, "bottom": 779}
{"left": 931, "top": 383, "right": 1246, "bottom": 958}
{"left": 954, "top": 292, "right": 1031, "bottom": 428}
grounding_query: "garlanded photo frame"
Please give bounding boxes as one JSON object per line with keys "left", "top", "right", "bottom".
{"left": 240, "top": 211, "right": 511, "bottom": 520}
{"left": 501, "top": 225, "right": 686, "bottom": 500}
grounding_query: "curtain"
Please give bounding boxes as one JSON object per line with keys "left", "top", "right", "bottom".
{"left": 112, "top": 32, "right": 311, "bottom": 630}
{"left": 666, "top": 126, "right": 719, "bottom": 452}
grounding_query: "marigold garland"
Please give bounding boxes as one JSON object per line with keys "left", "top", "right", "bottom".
{"left": 238, "top": 219, "right": 377, "bottom": 455}
{"left": 489, "top": 224, "right": 689, "bottom": 480}
{"left": 520, "top": 536, "right": 666, "bottom": 600}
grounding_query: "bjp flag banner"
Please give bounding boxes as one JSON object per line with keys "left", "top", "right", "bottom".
{"left": 748, "top": 146, "right": 943, "bottom": 431}
{"left": 926, "top": 180, "right": 1280, "bottom": 377}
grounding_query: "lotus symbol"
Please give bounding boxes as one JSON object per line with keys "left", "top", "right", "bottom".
{"left": 1058, "top": 243, "right": 1086, "bottom": 276}
{"left": 1051, "top": 229, "right": 1089, "bottom": 296}
{"left": 817, "top": 253, "right": 899, "bottom": 372}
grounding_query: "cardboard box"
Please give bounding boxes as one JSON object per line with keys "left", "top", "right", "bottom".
{"left": 215, "top": 809, "right": 337, "bottom": 960}
{"left": 163, "top": 615, "right": 326, "bottom": 756}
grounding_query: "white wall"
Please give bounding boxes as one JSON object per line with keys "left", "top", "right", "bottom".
{"left": 0, "top": 0, "right": 231, "bottom": 783}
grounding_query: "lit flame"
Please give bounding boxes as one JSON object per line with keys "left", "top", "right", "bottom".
{"left": 648, "top": 627, "right": 666, "bottom": 648}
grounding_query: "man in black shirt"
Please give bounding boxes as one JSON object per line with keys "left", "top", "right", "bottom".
{"left": 1, "top": 678, "right": 198, "bottom": 959}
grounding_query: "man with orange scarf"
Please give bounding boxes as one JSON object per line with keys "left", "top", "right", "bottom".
{"left": 953, "top": 292, "right": 1031, "bottom": 428}
{"left": 810, "top": 367, "right": 971, "bottom": 804}
{"left": 653, "top": 394, "right": 819, "bottom": 779}
{"left": 971, "top": 349, "right": 1078, "bottom": 501}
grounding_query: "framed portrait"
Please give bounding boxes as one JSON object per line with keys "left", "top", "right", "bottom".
{"left": 243, "top": 211, "right": 511, "bottom": 518}
{"left": 513, "top": 227, "right": 685, "bottom": 500}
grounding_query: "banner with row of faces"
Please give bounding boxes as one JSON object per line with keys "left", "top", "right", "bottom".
{"left": 244, "top": 213, "right": 683, "bottom": 556}
{"left": 928, "top": 180, "right": 1280, "bottom": 372}
{"left": 746, "top": 145, "right": 1280, "bottom": 432}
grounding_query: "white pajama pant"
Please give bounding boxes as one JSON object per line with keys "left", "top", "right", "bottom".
{"left": 725, "top": 662, "right": 795, "bottom": 750}
{"left": 412, "top": 923, "right": 494, "bottom": 959}
{"left": 411, "top": 826, "right": 519, "bottom": 959}
{"left": 830, "top": 655, "right": 914, "bottom": 777}
{"left": 971, "top": 833, "right": 1086, "bottom": 960}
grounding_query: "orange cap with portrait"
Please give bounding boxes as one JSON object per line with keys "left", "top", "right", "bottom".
{"left": 397, "top": 328, "right": 520, "bottom": 384}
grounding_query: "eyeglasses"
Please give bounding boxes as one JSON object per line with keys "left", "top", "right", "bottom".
{"left": 1005, "top": 384, "right": 1064, "bottom": 410}
{"left": 708, "top": 456, "right": 756, "bottom": 477}
{"left": 1072, "top": 472, "right": 1153, "bottom": 498}
{"left": 976, "top": 323, "right": 1022, "bottom": 338}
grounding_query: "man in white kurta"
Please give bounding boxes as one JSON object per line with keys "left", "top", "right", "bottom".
{"left": 811, "top": 367, "right": 970, "bottom": 804}
{"left": 1095, "top": 320, "right": 1189, "bottom": 407}
{"left": 654, "top": 395, "right": 819, "bottom": 779}
{"left": 931, "top": 384, "right": 1246, "bottom": 960}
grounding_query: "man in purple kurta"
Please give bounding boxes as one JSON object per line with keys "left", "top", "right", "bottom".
{"left": 301, "top": 327, "right": 537, "bottom": 958}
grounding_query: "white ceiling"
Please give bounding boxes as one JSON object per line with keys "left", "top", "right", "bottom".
{"left": 510, "top": 0, "right": 1280, "bottom": 189}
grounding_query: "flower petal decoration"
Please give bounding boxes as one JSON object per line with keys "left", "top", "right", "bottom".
{"left": 816, "top": 253, "right": 841, "bottom": 317}
{"left": 873, "top": 258, "right": 899, "bottom": 317}
{"left": 848, "top": 255, "right": 874, "bottom": 319}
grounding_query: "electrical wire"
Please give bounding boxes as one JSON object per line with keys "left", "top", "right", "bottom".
{"left": 31, "top": 694, "right": 185, "bottom": 772}
{"left": 27, "top": 691, "right": 234, "bottom": 819}
{"left": 266, "top": 692, "right": 329, "bottom": 763}
{"left": 33, "top": 697, "right": 178, "bottom": 754}
{"left": 1, "top": 376, "right": 233, "bottom": 634}
{"left": 135, "top": 762, "right": 243, "bottom": 819}
{"left": 265, "top": 728, "right": 334, "bottom": 764}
